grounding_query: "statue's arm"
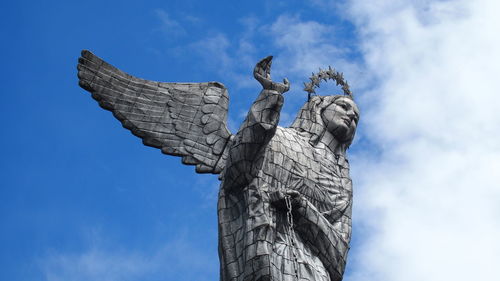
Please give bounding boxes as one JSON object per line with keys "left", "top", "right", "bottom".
{"left": 225, "top": 57, "right": 289, "bottom": 187}
{"left": 292, "top": 196, "right": 351, "bottom": 280}
{"left": 271, "top": 190, "right": 350, "bottom": 280}
{"left": 236, "top": 87, "right": 284, "bottom": 152}
{"left": 239, "top": 56, "right": 289, "bottom": 146}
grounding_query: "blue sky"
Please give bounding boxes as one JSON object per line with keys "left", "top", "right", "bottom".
{"left": 2, "top": 1, "right": 500, "bottom": 281}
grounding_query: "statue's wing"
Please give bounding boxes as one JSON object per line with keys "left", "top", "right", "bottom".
{"left": 77, "top": 50, "right": 232, "bottom": 174}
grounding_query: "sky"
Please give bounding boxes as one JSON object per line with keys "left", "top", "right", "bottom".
{"left": 1, "top": 0, "right": 500, "bottom": 281}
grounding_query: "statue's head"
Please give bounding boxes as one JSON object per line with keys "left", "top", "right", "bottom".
{"left": 291, "top": 67, "right": 359, "bottom": 149}
{"left": 321, "top": 95, "right": 359, "bottom": 143}
{"left": 291, "top": 95, "right": 359, "bottom": 148}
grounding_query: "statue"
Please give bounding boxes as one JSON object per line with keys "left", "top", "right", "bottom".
{"left": 77, "top": 50, "right": 359, "bottom": 281}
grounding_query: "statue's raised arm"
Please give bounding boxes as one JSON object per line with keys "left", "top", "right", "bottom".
{"left": 223, "top": 56, "right": 289, "bottom": 189}
{"left": 77, "top": 50, "right": 232, "bottom": 174}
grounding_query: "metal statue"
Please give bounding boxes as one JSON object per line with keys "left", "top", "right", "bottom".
{"left": 77, "top": 50, "right": 359, "bottom": 281}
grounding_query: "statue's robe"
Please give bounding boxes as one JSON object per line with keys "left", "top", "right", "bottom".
{"left": 218, "top": 89, "right": 352, "bottom": 281}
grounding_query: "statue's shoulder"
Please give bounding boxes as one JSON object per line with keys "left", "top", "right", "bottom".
{"left": 270, "top": 127, "right": 311, "bottom": 153}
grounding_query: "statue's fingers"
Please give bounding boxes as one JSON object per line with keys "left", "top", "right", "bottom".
{"left": 254, "top": 73, "right": 271, "bottom": 88}
{"left": 283, "top": 78, "right": 290, "bottom": 93}
{"left": 255, "top": 68, "right": 268, "bottom": 81}
{"left": 253, "top": 67, "right": 267, "bottom": 82}
{"left": 256, "top": 56, "right": 272, "bottom": 69}
{"left": 253, "top": 69, "right": 263, "bottom": 79}
{"left": 265, "top": 59, "right": 272, "bottom": 79}
{"left": 261, "top": 66, "right": 268, "bottom": 78}
{"left": 270, "top": 190, "right": 284, "bottom": 203}
{"left": 283, "top": 78, "right": 290, "bottom": 88}
{"left": 253, "top": 64, "right": 263, "bottom": 76}
{"left": 254, "top": 57, "right": 266, "bottom": 74}
{"left": 255, "top": 56, "right": 272, "bottom": 75}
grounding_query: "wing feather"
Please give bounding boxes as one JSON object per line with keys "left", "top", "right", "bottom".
{"left": 77, "top": 50, "right": 232, "bottom": 174}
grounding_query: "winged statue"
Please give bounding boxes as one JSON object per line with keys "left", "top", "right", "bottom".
{"left": 77, "top": 50, "right": 360, "bottom": 281}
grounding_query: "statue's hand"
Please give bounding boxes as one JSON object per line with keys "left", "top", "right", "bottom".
{"left": 270, "top": 190, "right": 302, "bottom": 210}
{"left": 254, "top": 56, "right": 290, "bottom": 94}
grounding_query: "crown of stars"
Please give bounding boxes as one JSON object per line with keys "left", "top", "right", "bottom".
{"left": 303, "top": 66, "right": 353, "bottom": 99}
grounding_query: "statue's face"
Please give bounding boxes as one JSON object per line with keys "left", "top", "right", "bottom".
{"left": 321, "top": 97, "right": 360, "bottom": 142}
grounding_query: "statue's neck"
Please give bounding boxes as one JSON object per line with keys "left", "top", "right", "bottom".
{"left": 318, "top": 130, "right": 346, "bottom": 156}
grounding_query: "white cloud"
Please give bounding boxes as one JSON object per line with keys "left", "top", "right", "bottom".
{"left": 344, "top": 0, "right": 500, "bottom": 280}
{"left": 40, "top": 234, "right": 218, "bottom": 281}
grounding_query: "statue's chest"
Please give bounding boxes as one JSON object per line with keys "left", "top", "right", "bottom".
{"left": 294, "top": 150, "right": 349, "bottom": 202}
{"left": 265, "top": 137, "right": 351, "bottom": 212}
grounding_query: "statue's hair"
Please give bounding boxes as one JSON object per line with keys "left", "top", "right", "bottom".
{"left": 290, "top": 95, "right": 356, "bottom": 149}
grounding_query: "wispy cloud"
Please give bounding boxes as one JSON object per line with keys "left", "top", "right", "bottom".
{"left": 39, "top": 233, "right": 218, "bottom": 281}
{"left": 187, "top": 19, "right": 262, "bottom": 90}
{"left": 189, "top": 33, "right": 232, "bottom": 74}
{"left": 41, "top": 248, "right": 152, "bottom": 281}
{"left": 265, "top": 14, "right": 343, "bottom": 73}
{"left": 162, "top": 12, "right": 360, "bottom": 102}
{"left": 154, "top": 9, "right": 186, "bottom": 36}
